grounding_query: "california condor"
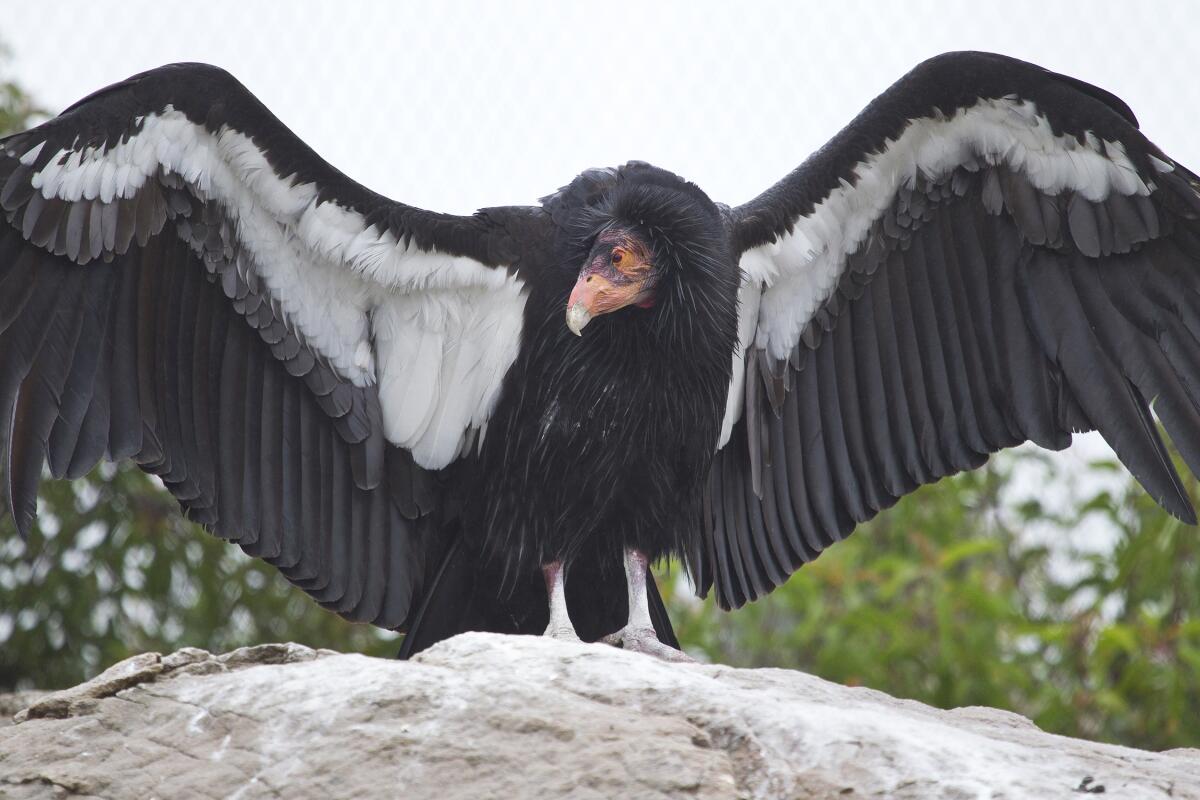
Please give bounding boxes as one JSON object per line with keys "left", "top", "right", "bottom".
{"left": 4, "top": 51, "right": 1200, "bottom": 661}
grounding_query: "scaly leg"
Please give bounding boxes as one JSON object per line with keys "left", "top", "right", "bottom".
{"left": 603, "top": 548, "right": 693, "bottom": 662}
{"left": 542, "top": 560, "right": 580, "bottom": 642}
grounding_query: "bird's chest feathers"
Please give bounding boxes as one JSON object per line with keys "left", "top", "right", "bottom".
{"left": 524, "top": 360, "right": 692, "bottom": 482}
{"left": 534, "top": 393, "right": 617, "bottom": 449}
{"left": 481, "top": 324, "right": 729, "bottom": 515}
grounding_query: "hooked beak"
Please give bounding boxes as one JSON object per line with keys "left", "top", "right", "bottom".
{"left": 566, "top": 300, "right": 592, "bottom": 336}
{"left": 565, "top": 271, "right": 653, "bottom": 336}
{"left": 565, "top": 272, "right": 616, "bottom": 336}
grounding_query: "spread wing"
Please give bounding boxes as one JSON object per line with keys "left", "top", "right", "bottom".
{"left": 0, "top": 63, "right": 545, "bottom": 628}
{"left": 698, "top": 51, "right": 1200, "bottom": 610}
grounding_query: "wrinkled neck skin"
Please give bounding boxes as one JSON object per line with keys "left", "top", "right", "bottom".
{"left": 462, "top": 184, "right": 741, "bottom": 586}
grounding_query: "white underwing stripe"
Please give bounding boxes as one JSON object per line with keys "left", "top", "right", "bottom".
{"left": 373, "top": 277, "right": 526, "bottom": 467}
{"left": 717, "top": 273, "right": 762, "bottom": 450}
{"left": 30, "top": 109, "right": 516, "bottom": 293}
{"left": 23, "top": 107, "right": 527, "bottom": 470}
{"left": 740, "top": 97, "right": 1153, "bottom": 363}
{"left": 1148, "top": 153, "right": 1175, "bottom": 173}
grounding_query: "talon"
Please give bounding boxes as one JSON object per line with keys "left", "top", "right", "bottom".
{"left": 602, "top": 625, "right": 694, "bottom": 662}
{"left": 545, "top": 625, "right": 582, "bottom": 643}
{"left": 601, "top": 630, "right": 624, "bottom": 647}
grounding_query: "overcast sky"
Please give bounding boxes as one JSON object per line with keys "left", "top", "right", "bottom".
{"left": 4, "top": 1, "right": 1200, "bottom": 542}
{"left": 5, "top": 1, "right": 1200, "bottom": 215}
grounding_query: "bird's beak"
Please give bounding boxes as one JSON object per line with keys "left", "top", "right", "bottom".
{"left": 565, "top": 272, "right": 651, "bottom": 336}
{"left": 566, "top": 300, "right": 592, "bottom": 336}
{"left": 565, "top": 273, "right": 614, "bottom": 336}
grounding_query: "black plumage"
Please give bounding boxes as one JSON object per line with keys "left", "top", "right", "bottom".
{"left": 3, "top": 51, "right": 1200, "bottom": 661}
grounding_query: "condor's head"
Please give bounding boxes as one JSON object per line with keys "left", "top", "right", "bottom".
{"left": 562, "top": 167, "right": 740, "bottom": 349}
{"left": 566, "top": 227, "right": 660, "bottom": 335}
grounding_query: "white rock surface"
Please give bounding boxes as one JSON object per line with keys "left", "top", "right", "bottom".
{"left": 1, "top": 633, "right": 1197, "bottom": 799}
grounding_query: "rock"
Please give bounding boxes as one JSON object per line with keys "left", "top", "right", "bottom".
{"left": 9, "top": 643, "right": 331, "bottom": 724}
{"left": 0, "top": 633, "right": 1195, "bottom": 799}
{"left": 12, "top": 652, "right": 164, "bottom": 723}
{"left": 0, "top": 693, "right": 45, "bottom": 729}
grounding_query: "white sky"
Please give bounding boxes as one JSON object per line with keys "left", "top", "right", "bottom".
{"left": 4, "top": 0, "right": 1199, "bottom": 545}
{"left": 5, "top": 1, "right": 1200, "bottom": 214}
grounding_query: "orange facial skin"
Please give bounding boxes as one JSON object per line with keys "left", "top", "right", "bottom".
{"left": 566, "top": 231, "right": 658, "bottom": 335}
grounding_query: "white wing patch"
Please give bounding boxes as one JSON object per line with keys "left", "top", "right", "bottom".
{"left": 717, "top": 271, "right": 762, "bottom": 450}
{"left": 24, "top": 107, "right": 527, "bottom": 470}
{"left": 374, "top": 277, "right": 526, "bottom": 468}
{"left": 743, "top": 97, "right": 1153, "bottom": 363}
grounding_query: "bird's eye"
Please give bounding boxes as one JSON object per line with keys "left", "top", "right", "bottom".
{"left": 612, "top": 249, "right": 624, "bottom": 265}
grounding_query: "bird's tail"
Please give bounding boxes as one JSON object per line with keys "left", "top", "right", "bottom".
{"left": 397, "top": 533, "right": 680, "bottom": 659}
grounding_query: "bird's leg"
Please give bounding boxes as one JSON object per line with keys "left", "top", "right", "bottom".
{"left": 542, "top": 560, "right": 581, "bottom": 642}
{"left": 602, "top": 548, "right": 693, "bottom": 662}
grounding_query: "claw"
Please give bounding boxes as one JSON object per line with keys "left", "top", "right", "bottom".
{"left": 544, "top": 624, "right": 581, "bottom": 643}
{"left": 603, "top": 626, "right": 694, "bottom": 663}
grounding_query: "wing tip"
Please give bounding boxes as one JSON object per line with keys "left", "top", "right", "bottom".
{"left": 1165, "top": 495, "right": 1198, "bottom": 526}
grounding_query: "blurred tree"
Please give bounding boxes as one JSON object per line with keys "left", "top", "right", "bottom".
{"left": 0, "top": 47, "right": 40, "bottom": 136}
{"left": 0, "top": 58, "right": 1196, "bottom": 752}
{"left": 0, "top": 463, "right": 400, "bottom": 689}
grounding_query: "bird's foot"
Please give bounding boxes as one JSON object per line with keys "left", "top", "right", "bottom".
{"left": 602, "top": 626, "right": 694, "bottom": 662}
{"left": 543, "top": 623, "right": 582, "bottom": 643}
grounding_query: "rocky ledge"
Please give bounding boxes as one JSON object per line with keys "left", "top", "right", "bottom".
{"left": 1, "top": 633, "right": 1197, "bottom": 799}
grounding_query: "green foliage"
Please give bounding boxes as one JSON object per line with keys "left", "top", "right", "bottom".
{"left": 662, "top": 449, "right": 1200, "bottom": 751}
{"left": 0, "top": 464, "right": 400, "bottom": 690}
{"left": 0, "top": 46, "right": 42, "bottom": 134}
